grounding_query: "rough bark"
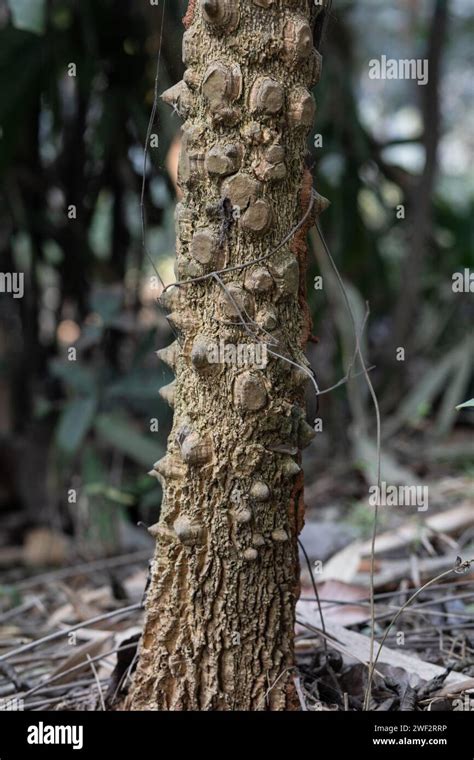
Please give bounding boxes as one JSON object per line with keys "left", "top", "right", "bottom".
{"left": 128, "top": 0, "right": 327, "bottom": 711}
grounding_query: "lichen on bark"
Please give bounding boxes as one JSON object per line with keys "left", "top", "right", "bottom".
{"left": 128, "top": 0, "right": 328, "bottom": 711}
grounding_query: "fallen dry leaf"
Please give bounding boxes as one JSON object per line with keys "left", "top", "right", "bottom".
{"left": 359, "top": 503, "right": 474, "bottom": 557}
{"left": 318, "top": 541, "right": 363, "bottom": 583}
{"left": 300, "top": 579, "right": 370, "bottom": 626}
{"left": 23, "top": 528, "right": 69, "bottom": 567}
{"left": 435, "top": 677, "right": 474, "bottom": 697}
{"left": 297, "top": 601, "right": 467, "bottom": 687}
{"left": 49, "top": 634, "right": 112, "bottom": 685}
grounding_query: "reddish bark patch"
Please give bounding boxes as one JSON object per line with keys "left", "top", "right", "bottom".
{"left": 291, "top": 168, "right": 316, "bottom": 347}
{"left": 297, "top": 498, "right": 306, "bottom": 539}
{"left": 183, "top": 0, "right": 197, "bottom": 29}
{"left": 289, "top": 470, "right": 306, "bottom": 537}
{"left": 290, "top": 172, "right": 314, "bottom": 569}
{"left": 290, "top": 471, "right": 305, "bottom": 615}
{"left": 286, "top": 678, "right": 301, "bottom": 711}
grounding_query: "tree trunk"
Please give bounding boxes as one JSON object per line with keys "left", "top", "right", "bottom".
{"left": 128, "top": 0, "right": 327, "bottom": 711}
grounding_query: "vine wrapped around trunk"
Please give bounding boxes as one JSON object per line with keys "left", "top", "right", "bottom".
{"left": 128, "top": 0, "right": 328, "bottom": 711}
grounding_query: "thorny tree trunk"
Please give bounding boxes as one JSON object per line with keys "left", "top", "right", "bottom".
{"left": 128, "top": 0, "right": 328, "bottom": 711}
